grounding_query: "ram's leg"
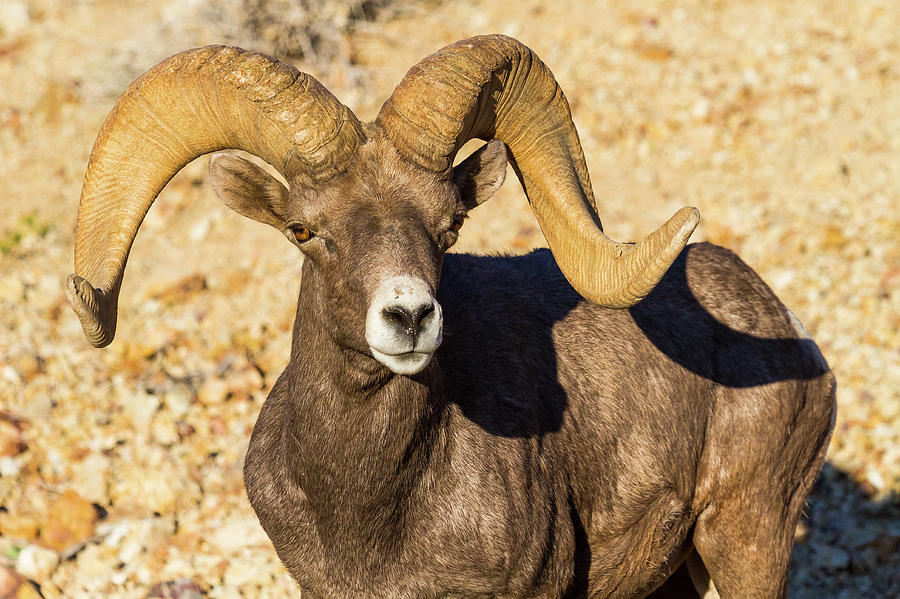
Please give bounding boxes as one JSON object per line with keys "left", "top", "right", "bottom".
{"left": 689, "top": 496, "right": 793, "bottom": 598}
{"left": 690, "top": 423, "right": 832, "bottom": 597}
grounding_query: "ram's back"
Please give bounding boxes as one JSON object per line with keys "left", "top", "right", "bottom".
{"left": 438, "top": 241, "right": 834, "bottom": 539}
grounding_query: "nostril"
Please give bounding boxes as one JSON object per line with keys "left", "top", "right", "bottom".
{"left": 416, "top": 303, "right": 435, "bottom": 327}
{"left": 382, "top": 301, "right": 434, "bottom": 336}
{"left": 383, "top": 306, "right": 416, "bottom": 335}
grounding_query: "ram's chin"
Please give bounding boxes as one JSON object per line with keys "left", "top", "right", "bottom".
{"left": 370, "top": 348, "right": 434, "bottom": 375}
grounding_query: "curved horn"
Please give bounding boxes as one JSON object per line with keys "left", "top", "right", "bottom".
{"left": 67, "top": 46, "right": 365, "bottom": 347}
{"left": 376, "top": 34, "right": 699, "bottom": 308}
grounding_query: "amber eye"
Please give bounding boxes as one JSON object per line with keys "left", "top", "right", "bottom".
{"left": 449, "top": 214, "right": 465, "bottom": 233}
{"left": 289, "top": 225, "right": 313, "bottom": 243}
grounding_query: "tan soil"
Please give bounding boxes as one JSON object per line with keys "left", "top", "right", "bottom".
{"left": 0, "top": 0, "right": 897, "bottom": 597}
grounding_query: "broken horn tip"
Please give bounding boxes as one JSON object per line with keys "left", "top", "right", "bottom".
{"left": 65, "top": 273, "right": 115, "bottom": 348}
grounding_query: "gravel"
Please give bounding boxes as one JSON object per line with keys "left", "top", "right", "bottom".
{"left": 0, "top": 0, "right": 897, "bottom": 597}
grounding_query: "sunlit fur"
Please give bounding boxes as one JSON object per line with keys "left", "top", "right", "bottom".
{"left": 209, "top": 137, "right": 835, "bottom": 599}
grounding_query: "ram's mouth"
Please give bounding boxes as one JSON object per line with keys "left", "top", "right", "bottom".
{"left": 369, "top": 348, "right": 435, "bottom": 375}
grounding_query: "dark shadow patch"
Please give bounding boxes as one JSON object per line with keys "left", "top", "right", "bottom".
{"left": 629, "top": 244, "right": 828, "bottom": 388}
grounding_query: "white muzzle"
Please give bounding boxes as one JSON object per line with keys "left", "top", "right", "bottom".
{"left": 365, "top": 275, "right": 443, "bottom": 375}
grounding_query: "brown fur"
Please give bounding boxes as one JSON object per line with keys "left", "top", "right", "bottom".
{"left": 209, "top": 135, "right": 835, "bottom": 598}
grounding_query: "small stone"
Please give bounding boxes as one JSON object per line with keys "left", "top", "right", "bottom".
{"left": 227, "top": 366, "right": 264, "bottom": 400}
{"left": 0, "top": 456, "right": 22, "bottom": 477}
{"left": 74, "top": 543, "right": 118, "bottom": 581}
{"left": 0, "top": 276, "right": 25, "bottom": 302}
{"left": 817, "top": 544, "right": 851, "bottom": 570}
{"left": 149, "top": 273, "right": 207, "bottom": 305}
{"left": 224, "top": 558, "right": 267, "bottom": 588}
{"left": 16, "top": 395, "right": 50, "bottom": 422}
{"left": 0, "top": 417, "right": 25, "bottom": 457}
{"left": 0, "top": 566, "right": 21, "bottom": 596}
{"left": 0, "top": 512, "right": 38, "bottom": 543}
{"left": 37, "top": 490, "right": 98, "bottom": 552}
{"left": 69, "top": 453, "right": 111, "bottom": 505}
{"left": 0, "top": 366, "right": 21, "bottom": 385}
{"left": 850, "top": 546, "right": 878, "bottom": 574}
{"left": 197, "top": 376, "right": 229, "bottom": 406}
{"left": 163, "top": 388, "right": 193, "bottom": 418}
{"left": 33, "top": 581, "right": 62, "bottom": 599}
{"left": 146, "top": 579, "right": 204, "bottom": 599}
{"left": 208, "top": 518, "right": 270, "bottom": 554}
{"left": 14, "top": 545, "right": 59, "bottom": 582}
{"left": 842, "top": 526, "right": 878, "bottom": 549}
{"left": 122, "top": 391, "right": 161, "bottom": 431}
{"left": 11, "top": 355, "right": 40, "bottom": 382}
{"left": 109, "top": 456, "right": 200, "bottom": 515}
{"left": 0, "top": 565, "right": 42, "bottom": 599}
{"left": 151, "top": 411, "right": 180, "bottom": 446}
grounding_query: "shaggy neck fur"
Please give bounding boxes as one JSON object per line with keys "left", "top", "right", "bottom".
{"left": 283, "top": 260, "right": 450, "bottom": 558}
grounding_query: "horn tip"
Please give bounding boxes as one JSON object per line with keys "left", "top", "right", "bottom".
{"left": 66, "top": 274, "right": 115, "bottom": 348}
{"left": 672, "top": 206, "right": 701, "bottom": 241}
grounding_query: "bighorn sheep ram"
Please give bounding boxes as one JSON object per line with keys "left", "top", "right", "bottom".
{"left": 67, "top": 35, "right": 835, "bottom": 598}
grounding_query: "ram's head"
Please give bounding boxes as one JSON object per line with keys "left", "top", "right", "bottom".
{"left": 66, "top": 36, "right": 698, "bottom": 374}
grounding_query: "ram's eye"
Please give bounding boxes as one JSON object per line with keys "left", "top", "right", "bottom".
{"left": 449, "top": 214, "right": 465, "bottom": 233}
{"left": 289, "top": 225, "right": 313, "bottom": 243}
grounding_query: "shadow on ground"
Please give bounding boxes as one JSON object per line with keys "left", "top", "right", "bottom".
{"left": 787, "top": 462, "right": 900, "bottom": 598}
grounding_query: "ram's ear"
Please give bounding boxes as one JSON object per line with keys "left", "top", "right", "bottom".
{"left": 209, "top": 153, "right": 289, "bottom": 229}
{"left": 452, "top": 140, "right": 508, "bottom": 210}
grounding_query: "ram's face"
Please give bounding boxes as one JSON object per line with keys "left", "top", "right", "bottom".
{"left": 209, "top": 137, "right": 507, "bottom": 375}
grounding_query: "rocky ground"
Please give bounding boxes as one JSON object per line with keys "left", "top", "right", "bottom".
{"left": 0, "top": 0, "right": 898, "bottom": 597}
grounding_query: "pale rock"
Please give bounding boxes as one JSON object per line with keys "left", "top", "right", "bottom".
{"left": 159, "top": 554, "right": 194, "bottom": 582}
{"left": 15, "top": 544, "right": 59, "bottom": 582}
{"left": 0, "top": 275, "right": 25, "bottom": 302}
{"left": 151, "top": 410, "right": 181, "bottom": 446}
{"left": 146, "top": 579, "right": 204, "bottom": 599}
{"left": 189, "top": 216, "right": 212, "bottom": 241}
{"left": 0, "top": 566, "right": 21, "bottom": 595}
{"left": 99, "top": 521, "right": 131, "bottom": 547}
{"left": 227, "top": 366, "right": 264, "bottom": 397}
{"left": 18, "top": 394, "right": 51, "bottom": 421}
{"left": 116, "top": 518, "right": 172, "bottom": 564}
{"left": 35, "top": 580, "right": 63, "bottom": 599}
{"left": 224, "top": 553, "right": 269, "bottom": 588}
{"left": 864, "top": 467, "right": 885, "bottom": 492}
{"left": 70, "top": 453, "right": 111, "bottom": 505}
{"left": 0, "top": 455, "right": 23, "bottom": 477}
{"left": 691, "top": 97, "right": 710, "bottom": 120}
{"left": 163, "top": 388, "right": 193, "bottom": 418}
{"left": 198, "top": 376, "right": 230, "bottom": 406}
{"left": 74, "top": 543, "right": 117, "bottom": 580}
{"left": 0, "top": 365, "right": 21, "bottom": 385}
{"left": 122, "top": 391, "right": 161, "bottom": 431}
{"left": 208, "top": 518, "right": 270, "bottom": 554}
{"left": 110, "top": 456, "right": 200, "bottom": 514}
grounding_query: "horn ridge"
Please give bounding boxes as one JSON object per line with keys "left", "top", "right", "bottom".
{"left": 69, "top": 45, "right": 364, "bottom": 347}
{"left": 376, "top": 34, "right": 697, "bottom": 308}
